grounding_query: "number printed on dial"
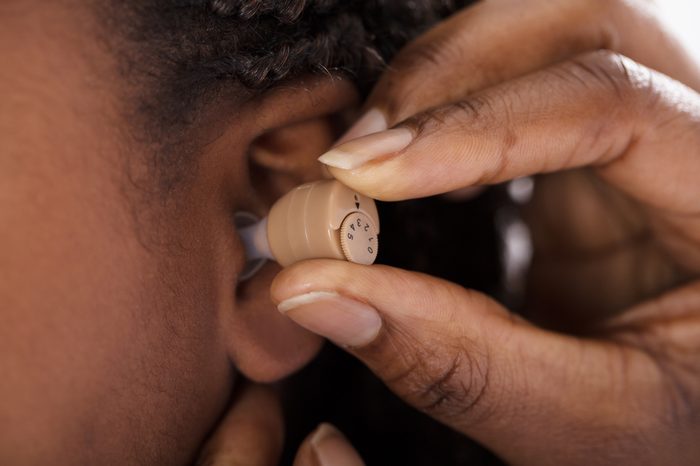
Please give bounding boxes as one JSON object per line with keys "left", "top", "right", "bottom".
{"left": 339, "top": 211, "right": 378, "bottom": 265}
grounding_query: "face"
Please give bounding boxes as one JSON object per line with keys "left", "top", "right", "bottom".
{"left": 0, "top": 3, "right": 358, "bottom": 464}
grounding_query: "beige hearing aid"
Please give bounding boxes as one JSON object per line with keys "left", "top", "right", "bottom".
{"left": 235, "top": 180, "right": 380, "bottom": 280}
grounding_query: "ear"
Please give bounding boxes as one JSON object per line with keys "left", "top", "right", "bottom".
{"left": 248, "top": 117, "right": 337, "bottom": 206}
{"left": 224, "top": 77, "right": 360, "bottom": 382}
{"left": 246, "top": 80, "right": 360, "bottom": 207}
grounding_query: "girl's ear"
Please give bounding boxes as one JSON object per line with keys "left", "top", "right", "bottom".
{"left": 223, "top": 78, "right": 361, "bottom": 382}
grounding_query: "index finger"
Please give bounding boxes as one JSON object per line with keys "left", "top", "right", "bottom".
{"left": 341, "top": 0, "right": 700, "bottom": 141}
{"left": 319, "top": 51, "right": 700, "bottom": 217}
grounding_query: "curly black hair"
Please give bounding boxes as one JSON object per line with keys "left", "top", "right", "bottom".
{"left": 112, "top": 0, "right": 465, "bottom": 96}
{"left": 101, "top": 0, "right": 469, "bottom": 191}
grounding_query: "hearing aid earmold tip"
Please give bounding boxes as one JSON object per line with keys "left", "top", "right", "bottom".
{"left": 234, "top": 211, "right": 269, "bottom": 281}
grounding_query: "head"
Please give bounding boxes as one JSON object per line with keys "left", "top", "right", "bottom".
{"left": 0, "top": 1, "right": 462, "bottom": 463}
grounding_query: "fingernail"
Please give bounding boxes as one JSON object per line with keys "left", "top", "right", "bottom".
{"left": 318, "top": 128, "right": 413, "bottom": 170}
{"left": 278, "top": 291, "right": 381, "bottom": 347}
{"left": 311, "top": 423, "right": 365, "bottom": 466}
{"left": 335, "top": 108, "right": 388, "bottom": 145}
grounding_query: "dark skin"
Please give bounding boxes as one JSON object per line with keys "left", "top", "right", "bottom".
{"left": 0, "top": 2, "right": 362, "bottom": 464}
{"left": 3, "top": 1, "right": 700, "bottom": 465}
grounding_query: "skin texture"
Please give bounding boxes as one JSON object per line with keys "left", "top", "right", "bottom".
{"left": 3, "top": 1, "right": 698, "bottom": 465}
{"left": 0, "top": 1, "right": 364, "bottom": 464}
{"left": 272, "top": 0, "right": 700, "bottom": 465}
{"left": 196, "top": 383, "right": 364, "bottom": 466}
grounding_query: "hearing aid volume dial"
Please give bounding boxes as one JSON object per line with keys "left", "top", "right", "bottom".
{"left": 339, "top": 212, "right": 379, "bottom": 265}
{"left": 265, "top": 179, "right": 380, "bottom": 267}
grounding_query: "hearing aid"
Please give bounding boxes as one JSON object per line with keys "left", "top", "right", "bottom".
{"left": 235, "top": 180, "right": 380, "bottom": 280}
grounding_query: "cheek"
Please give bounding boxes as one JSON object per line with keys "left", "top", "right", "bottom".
{"left": 0, "top": 179, "right": 233, "bottom": 464}
{"left": 88, "top": 195, "right": 240, "bottom": 463}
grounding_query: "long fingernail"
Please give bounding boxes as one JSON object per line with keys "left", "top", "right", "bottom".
{"left": 335, "top": 108, "right": 387, "bottom": 145}
{"left": 278, "top": 291, "right": 381, "bottom": 347}
{"left": 311, "top": 423, "right": 365, "bottom": 466}
{"left": 318, "top": 128, "right": 413, "bottom": 170}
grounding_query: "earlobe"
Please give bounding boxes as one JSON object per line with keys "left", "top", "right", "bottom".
{"left": 226, "top": 262, "right": 325, "bottom": 383}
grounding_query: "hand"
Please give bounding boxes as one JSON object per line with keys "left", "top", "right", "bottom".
{"left": 196, "top": 383, "right": 364, "bottom": 466}
{"left": 271, "top": 0, "right": 700, "bottom": 464}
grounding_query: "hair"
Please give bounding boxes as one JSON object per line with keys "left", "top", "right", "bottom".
{"left": 100, "top": 0, "right": 469, "bottom": 192}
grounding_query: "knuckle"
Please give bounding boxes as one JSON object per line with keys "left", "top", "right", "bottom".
{"left": 541, "top": 50, "right": 660, "bottom": 164}
{"left": 566, "top": 50, "right": 654, "bottom": 111}
{"left": 372, "top": 326, "right": 491, "bottom": 424}
{"left": 406, "top": 93, "right": 496, "bottom": 138}
{"left": 404, "top": 91, "right": 516, "bottom": 185}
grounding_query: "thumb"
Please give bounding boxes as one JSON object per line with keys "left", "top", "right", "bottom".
{"left": 271, "top": 260, "right": 664, "bottom": 464}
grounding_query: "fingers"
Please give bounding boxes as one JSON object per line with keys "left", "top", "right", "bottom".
{"left": 319, "top": 51, "right": 700, "bottom": 211}
{"left": 293, "top": 423, "right": 365, "bottom": 466}
{"left": 271, "top": 260, "right": 668, "bottom": 463}
{"left": 195, "top": 384, "right": 364, "bottom": 466}
{"left": 196, "top": 384, "right": 284, "bottom": 466}
{"left": 339, "top": 0, "right": 700, "bottom": 142}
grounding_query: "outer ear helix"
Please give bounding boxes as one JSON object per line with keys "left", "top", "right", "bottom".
{"left": 247, "top": 117, "right": 340, "bottom": 207}
{"left": 236, "top": 180, "right": 380, "bottom": 281}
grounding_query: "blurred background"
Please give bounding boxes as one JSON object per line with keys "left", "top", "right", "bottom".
{"left": 662, "top": 1, "right": 700, "bottom": 60}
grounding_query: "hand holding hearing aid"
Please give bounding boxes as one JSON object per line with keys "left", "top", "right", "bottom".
{"left": 270, "top": 1, "right": 700, "bottom": 465}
